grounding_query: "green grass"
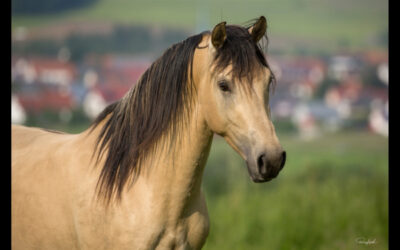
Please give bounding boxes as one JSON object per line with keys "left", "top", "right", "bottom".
{"left": 202, "top": 131, "right": 388, "bottom": 249}
{"left": 12, "top": 0, "right": 388, "bottom": 52}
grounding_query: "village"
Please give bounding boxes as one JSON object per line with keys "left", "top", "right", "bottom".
{"left": 11, "top": 48, "right": 388, "bottom": 139}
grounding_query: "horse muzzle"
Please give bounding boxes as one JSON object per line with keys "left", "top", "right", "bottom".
{"left": 246, "top": 150, "right": 286, "bottom": 182}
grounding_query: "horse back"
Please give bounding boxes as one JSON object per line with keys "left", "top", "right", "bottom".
{"left": 12, "top": 125, "right": 81, "bottom": 250}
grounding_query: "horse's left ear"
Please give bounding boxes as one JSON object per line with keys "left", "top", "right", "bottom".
{"left": 249, "top": 16, "right": 267, "bottom": 43}
{"left": 211, "top": 21, "right": 227, "bottom": 49}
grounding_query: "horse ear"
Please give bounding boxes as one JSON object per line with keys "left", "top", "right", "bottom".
{"left": 211, "top": 21, "right": 227, "bottom": 49}
{"left": 249, "top": 16, "right": 267, "bottom": 43}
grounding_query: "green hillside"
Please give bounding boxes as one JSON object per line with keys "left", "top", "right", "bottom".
{"left": 12, "top": 0, "right": 388, "bottom": 52}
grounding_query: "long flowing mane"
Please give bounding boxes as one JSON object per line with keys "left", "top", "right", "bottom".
{"left": 91, "top": 23, "right": 275, "bottom": 203}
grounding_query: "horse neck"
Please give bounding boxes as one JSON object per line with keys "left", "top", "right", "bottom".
{"left": 79, "top": 37, "right": 213, "bottom": 218}
{"left": 141, "top": 101, "right": 213, "bottom": 215}
{"left": 79, "top": 100, "right": 213, "bottom": 217}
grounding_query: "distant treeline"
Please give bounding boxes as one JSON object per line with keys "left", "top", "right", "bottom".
{"left": 12, "top": 0, "right": 99, "bottom": 15}
{"left": 13, "top": 25, "right": 190, "bottom": 61}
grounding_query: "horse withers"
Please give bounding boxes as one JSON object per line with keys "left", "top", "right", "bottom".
{"left": 12, "top": 16, "right": 286, "bottom": 250}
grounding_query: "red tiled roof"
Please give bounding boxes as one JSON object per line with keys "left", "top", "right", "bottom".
{"left": 29, "top": 59, "right": 77, "bottom": 77}
{"left": 17, "top": 89, "right": 76, "bottom": 113}
{"left": 362, "top": 50, "right": 388, "bottom": 65}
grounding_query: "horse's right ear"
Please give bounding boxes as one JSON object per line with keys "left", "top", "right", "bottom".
{"left": 211, "top": 21, "right": 227, "bottom": 49}
{"left": 248, "top": 16, "right": 267, "bottom": 43}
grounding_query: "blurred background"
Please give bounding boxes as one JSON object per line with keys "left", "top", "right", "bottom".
{"left": 11, "top": 0, "right": 388, "bottom": 249}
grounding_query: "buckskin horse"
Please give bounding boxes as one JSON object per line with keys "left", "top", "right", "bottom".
{"left": 12, "top": 16, "right": 286, "bottom": 250}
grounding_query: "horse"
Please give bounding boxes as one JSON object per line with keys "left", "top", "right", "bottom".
{"left": 12, "top": 16, "right": 286, "bottom": 250}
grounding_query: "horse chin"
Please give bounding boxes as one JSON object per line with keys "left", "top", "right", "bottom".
{"left": 250, "top": 175, "right": 273, "bottom": 183}
{"left": 246, "top": 161, "right": 274, "bottom": 183}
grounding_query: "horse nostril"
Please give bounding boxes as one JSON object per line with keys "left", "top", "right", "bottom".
{"left": 280, "top": 151, "right": 286, "bottom": 170}
{"left": 257, "top": 153, "right": 267, "bottom": 175}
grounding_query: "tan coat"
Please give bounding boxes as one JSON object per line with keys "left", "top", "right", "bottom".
{"left": 12, "top": 18, "right": 285, "bottom": 250}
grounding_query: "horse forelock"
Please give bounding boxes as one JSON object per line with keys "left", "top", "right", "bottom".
{"left": 211, "top": 24, "right": 275, "bottom": 90}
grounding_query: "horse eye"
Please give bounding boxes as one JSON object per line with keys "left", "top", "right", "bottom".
{"left": 218, "top": 81, "right": 230, "bottom": 92}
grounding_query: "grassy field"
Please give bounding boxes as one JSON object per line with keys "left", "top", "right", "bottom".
{"left": 202, "top": 131, "right": 388, "bottom": 250}
{"left": 12, "top": 0, "right": 388, "bottom": 52}
{"left": 43, "top": 122, "right": 388, "bottom": 249}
